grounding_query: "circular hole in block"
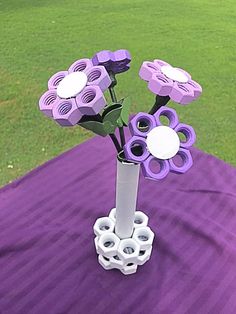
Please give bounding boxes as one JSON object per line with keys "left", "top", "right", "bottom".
{"left": 155, "top": 108, "right": 179, "bottom": 129}
{"left": 147, "top": 62, "right": 158, "bottom": 70}
{"left": 171, "top": 153, "right": 185, "bottom": 167}
{"left": 113, "top": 255, "right": 120, "bottom": 260}
{"left": 177, "top": 84, "right": 189, "bottom": 92}
{"left": 130, "top": 143, "right": 144, "bottom": 157}
{"left": 103, "top": 256, "right": 109, "bottom": 261}
{"left": 176, "top": 125, "right": 195, "bottom": 147}
{"left": 149, "top": 159, "right": 162, "bottom": 174}
{"left": 98, "top": 218, "right": 113, "bottom": 233}
{"left": 99, "top": 225, "right": 110, "bottom": 231}
{"left": 156, "top": 75, "right": 169, "bottom": 84}
{"left": 45, "top": 93, "right": 57, "bottom": 106}
{"left": 138, "top": 235, "right": 149, "bottom": 241}
{"left": 127, "top": 263, "right": 134, "bottom": 267}
{"left": 134, "top": 218, "right": 143, "bottom": 224}
{"left": 73, "top": 61, "right": 87, "bottom": 72}
{"left": 177, "top": 132, "right": 187, "bottom": 143}
{"left": 137, "top": 118, "right": 150, "bottom": 133}
{"left": 104, "top": 241, "right": 115, "bottom": 248}
{"left": 81, "top": 89, "right": 96, "bottom": 103}
{"left": 119, "top": 239, "right": 139, "bottom": 259}
{"left": 134, "top": 212, "right": 148, "bottom": 226}
{"left": 58, "top": 102, "right": 72, "bottom": 115}
{"left": 123, "top": 247, "right": 135, "bottom": 254}
{"left": 159, "top": 115, "right": 170, "bottom": 126}
{"left": 53, "top": 75, "right": 65, "bottom": 87}
{"left": 88, "top": 69, "right": 101, "bottom": 82}
{"left": 135, "top": 228, "right": 151, "bottom": 243}
{"left": 139, "top": 250, "right": 146, "bottom": 256}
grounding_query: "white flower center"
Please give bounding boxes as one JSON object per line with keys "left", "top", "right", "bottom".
{"left": 57, "top": 72, "right": 88, "bottom": 98}
{"left": 146, "top": 126, "right": 180, "bottom": 160}
{"left": 161, "top": 65, "right": 188, "bottom": 83}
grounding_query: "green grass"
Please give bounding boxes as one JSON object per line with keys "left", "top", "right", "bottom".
{"left": 0, "top": 0, "right": 236, "bottom": 186}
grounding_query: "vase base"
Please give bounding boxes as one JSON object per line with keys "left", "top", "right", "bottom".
{"left": 93, "top": 208, "right": 154, "bottom": 275}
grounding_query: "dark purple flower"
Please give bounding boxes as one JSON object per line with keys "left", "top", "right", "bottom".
{"left": 92, "top": 49, "right": 131, "bottom": 74}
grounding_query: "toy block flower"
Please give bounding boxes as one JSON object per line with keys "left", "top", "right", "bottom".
{"left": 92, "top": 49, "right": 131, "bottom": 74}
{"left": 124, "top": 106, "right": 196, "bottom": 180}
{"left": 139, "top": 59, "right": 202, "bottom": 105}
{"left": 39, "top": 59, "right": 112, "bottom": 126}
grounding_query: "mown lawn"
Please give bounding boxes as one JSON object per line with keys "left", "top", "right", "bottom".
{"left": 0, "top": 0, "right": 236, "bottom": 186}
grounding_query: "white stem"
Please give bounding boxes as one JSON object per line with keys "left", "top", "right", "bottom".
{"left": 115, "top": 159, "right": 140, "bottom": 239}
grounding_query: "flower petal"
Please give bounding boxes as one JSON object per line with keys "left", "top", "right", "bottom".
{"left": 85, "top": 65, "right": 111, "bottom": 92}
{"left": 185, "top": 79, "right": 202, "bottom": 99}
{"left": 153, "top": 59, "right": 171, "bottom": 69}
{"left": 68, "top": 58, "right": 93, "bottom": 74}
{"left": 39, "top": 89, "right": 58, "bottom": 118}
{"left": 52, "top": 98, "right": 82, "bottom": 126}
{"left": 92, "top": 50, "right": 114, "bottom": 70}
{"left": 111, "top": 49, "right": 131, "bottom": 74}
{"left": 174, "top": 123, "right": 196, "bottom": 148}
{"left": 139, "top": 61, "right": 160, "bottom": 81}
{"left": 154, "top": 106, "right": 179, "bottom": 129}
{"left": 48, "top": 71, "right": 68, "bottom": 90}
{"left": 148, "top": 73, "right": 173, "bottom": 96}
{"left": 124, "top": 136, "right": 150, "bottom": 163}
{"left": 76, "top": 85, "right": 106, "bottom": 115}
{"left": 169, "top": 82, "right": 195, "bottom": 105}
{"left": 141, "top": 156, "right": 170, "bottom": 180}
{"left": 129, "top": 112, "right": 157, "bottom": 137}
{"left": 169, "top": 148, "right": 193, "bottom": 173}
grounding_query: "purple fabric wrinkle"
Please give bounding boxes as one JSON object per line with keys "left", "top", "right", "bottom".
{"left": 0, "top": 130, "right": 236, "bottom": 314}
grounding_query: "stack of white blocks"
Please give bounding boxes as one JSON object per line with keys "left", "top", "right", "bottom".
{"left": 93, "top": 208, "right": 154, "bottom": 275}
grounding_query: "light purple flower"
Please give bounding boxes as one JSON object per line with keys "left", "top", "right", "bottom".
{"left": 92, "top": 49, "right": 131, "bottom": 74}
{"left": 123, "top": 107, "right": 196, "bottom": 181}
{"left": 139, "top": 59, "right": 202, "bottom": 105}
{"left": 39, "top": 59, "right": 112, "bottom": 126}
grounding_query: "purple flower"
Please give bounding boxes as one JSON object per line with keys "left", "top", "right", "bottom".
{"left": 39, "top": 59, "right": 112, "bottom": 126}
{"left": 139, "top": 59, "right": 202, "bottom": 105}
{"left": 92, "top": 49, "right": 131, "bottom": 74}
{"left": 123, "top": 107, "right": 196, "bottom": 181}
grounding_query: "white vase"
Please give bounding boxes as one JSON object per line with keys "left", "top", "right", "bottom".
{"left": 115, "top": 159, "right": 140, "bottom": 239}
{"left": 93, "top": 158, "right": 154, "bottom": 275}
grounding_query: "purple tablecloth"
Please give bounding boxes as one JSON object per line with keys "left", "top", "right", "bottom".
{"left": 0, "top": 135, "right": 236, "bottom": 314}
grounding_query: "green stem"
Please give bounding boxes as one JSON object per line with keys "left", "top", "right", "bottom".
{"left": 109, "top": 87, "right": 117, "bottom": 103}
{"left": 97, "top": 113, "right": 122, "bottom": 152}
{"left": 108, "top": 75, "right": 126, "bottom": 149}
{"left": 109, "top": 133, "right": 122, "bottom": 153}
{"left": 81, "top": 113, "right": 121, "bottom": 153}
{"left": 119, "top": 126, "right": 126, "bottom": 147}
{"left": 109, "top": 71, "right": 117, "bottom": 88}
{"left": 149, "top": 95, "right": 170, "bottom": 115}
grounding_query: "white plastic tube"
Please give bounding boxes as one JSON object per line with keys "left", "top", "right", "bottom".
{"left": 115, "top": 160, "right": 140, "bottom": 239}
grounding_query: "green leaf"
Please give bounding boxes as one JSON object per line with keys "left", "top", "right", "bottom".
{"left": 120, "top": 97, "right": 131, "bottom": 126}
{"left": 78, "top": 120, "right": 107, "bottom": 137}
{"left": 102, "top": 103, "right": 122, "bottom": 125}
{"left": 117, "top": 117, "right": 123, "bottom": 128}
{"left": 103, "top": 120, "right": 116, "bottom": 134}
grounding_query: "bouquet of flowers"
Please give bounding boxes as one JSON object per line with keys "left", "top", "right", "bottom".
{"left": 39, "top": 49, "right": 202, "bottom": 275}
